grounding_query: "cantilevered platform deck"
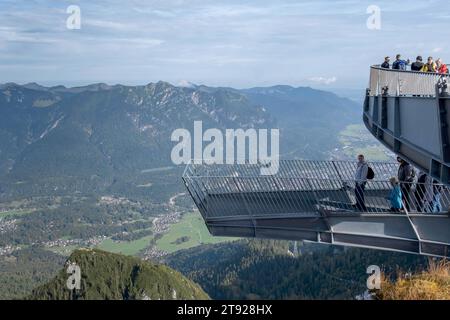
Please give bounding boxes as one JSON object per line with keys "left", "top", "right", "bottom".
{"left": 183, "top": 160, "right": 450, "bottom": 258}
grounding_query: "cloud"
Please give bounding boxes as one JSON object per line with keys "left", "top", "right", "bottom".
{"left": 132, "top": 7, "right": 177, "bottom": 18}
{"left": 83, "top": 19, "right": 137, "bottom": 31}
{"left": 309, "top": 76, "right": 337, "bottom": 85}
{"left": 1, "top": 0, "right": 450, "bottom": 87}
{"left": 0, "top": 28, "right": 59, "bottom": 44}
{"left": 108, "top": 37, "right": 164, "bottom": 46}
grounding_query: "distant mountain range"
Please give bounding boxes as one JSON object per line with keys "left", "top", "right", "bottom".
{"left": 241, "top": 85, "right": 360, "bottom": 158}
{"left": 0, "top": 81, "right": 360, "bottom": 198}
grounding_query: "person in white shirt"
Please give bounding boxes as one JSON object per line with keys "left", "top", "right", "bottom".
{"left": 354, "top": 154, "right": 368, "bottom": 211}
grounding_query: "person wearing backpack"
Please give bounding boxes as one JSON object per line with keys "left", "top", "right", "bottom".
{"left": 354, "top": 154, "right": 368, "bottom": 211}
{"left": 397, "top": 157, "right": 415, "bottom": 211}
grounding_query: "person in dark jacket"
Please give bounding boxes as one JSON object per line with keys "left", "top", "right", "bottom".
{"left": 411, "top": 56, "right": 424, "bottom": 71}
{"left": 392, "top": 54, "right": 410, "bottom": 70}
{"left": 397, "top": 157, "right": 415, "bottom": 211}
{"left": 381, "top": 56, "right": 390, "bottom": 69}
{"left": 414, "top": 172, "right": 433, "bottom": 212}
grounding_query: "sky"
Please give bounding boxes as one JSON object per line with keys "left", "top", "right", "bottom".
{"left": 0, "top": 0, "right": 449, "bottom": 89}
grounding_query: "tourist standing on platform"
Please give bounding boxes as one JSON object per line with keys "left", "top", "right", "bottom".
{"left": 436, "top": 58, "right": 448, "bottom": 74}
{"left": 415, "top": 172, "right": 434, "bottom": 212}
{"left": 411, "top": 56, "right": 424, "bottom": 71}
{"left": 392, "top": 54, "right": 410, "bottom": 70}
{"left": 387, "top": 177, "right": 403, "bottom": 212}
{"left": 421, "top": 56, "right": 437, "bottom": 72}
{"left": 397, "top": 157, "right": 415, "bottom": 211}
{"left": 381, "top": 56, "right": 390, "bottom": 69}
{"left": 432, "top": 179, "right": 443, "bottom": 212}
{"left": 354, "top": 154, "right": 368, "bottom": 211}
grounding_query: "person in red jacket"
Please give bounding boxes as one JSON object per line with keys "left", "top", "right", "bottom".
{"left": 436, "top": 58, "right": 448, "bottom": 74}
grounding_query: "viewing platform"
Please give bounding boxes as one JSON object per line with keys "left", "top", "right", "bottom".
{"left": 183, "top": 65, "right": 450, "bottom": 258}
{"left": 364, "top": 65, "right": 450, "bottom": 185}
{"left": 183, "top": 160, "right": 450, "bottom": 258}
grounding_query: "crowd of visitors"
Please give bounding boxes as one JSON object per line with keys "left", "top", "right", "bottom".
{"left": 381, "top": 54, "right": 449, "bottom": 74}
{"left": 353, "top": 154, "right": 443, "bottom": 213}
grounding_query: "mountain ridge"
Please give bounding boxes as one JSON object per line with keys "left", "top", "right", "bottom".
{"left": 0, "top": 81, "right": 359, "bottom": 199}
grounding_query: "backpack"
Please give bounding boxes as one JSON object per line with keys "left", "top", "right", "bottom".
{"left": 366, "top": 166, "right": 375, "bottom": 180}
{"left": 417, "top": 173, "right": 427, "bottom": 184}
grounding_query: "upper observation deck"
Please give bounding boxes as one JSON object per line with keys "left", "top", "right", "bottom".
{"left": 364, "top": 65, "right": 450, "bottom": 184}
{"left": 183, "top": 160, "right": 450, "bottom": 258}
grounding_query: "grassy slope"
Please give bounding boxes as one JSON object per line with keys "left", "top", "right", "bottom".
{"left": 339, "top": 124, "right": 391, "bottom": 161}
{"left": 0, "top": 209, "right": 35, "bottom": 218}
{"left": 97, "top": 235, "right": 153, "bottom": 256}
{"left": 377, "top": 260, "right": 450, "bottom": 300}
{"left": 94, "top": 211, "right": 235, "bottom": 256}
{"left": 156, "top": 212, "right": 236, "bottom": 253}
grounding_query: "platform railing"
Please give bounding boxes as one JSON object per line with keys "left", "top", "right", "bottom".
{"left": 369, "top": 65, "right": 449, "bottom": 97}
{"left": 183, "top": 160, "right": 450, "bottom": 218}
{"left": 184, "top": 159, "right": 398, "bottom": 180}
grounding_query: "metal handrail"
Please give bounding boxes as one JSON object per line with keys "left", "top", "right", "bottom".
{"left": 369, "top": 64, "right": 449, "bottom": 97}
{"left": 183, "top": 160, "right": 450, "bottom": 217}
{"left": 184, "top": 159, "right": 398, "bottom": 181}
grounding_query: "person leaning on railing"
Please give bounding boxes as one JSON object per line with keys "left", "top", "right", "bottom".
{"left": 420, "top": 56, "right": 437, "bottom": 72}
{"left": 381, "top": 56, "right": 390, "bottom": 69}
{"left": 436, "top": 58, "right": 449, "bottom": 74}
{"left": 392, "top": 54, "right": 410, "bottom": 70}
{"left": 411, "top": 56, "right": 424, "bottom": 71}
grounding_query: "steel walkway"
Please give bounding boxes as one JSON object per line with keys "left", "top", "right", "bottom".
{"left": 183, "top": 160, "right": 450, "bottom": 258}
